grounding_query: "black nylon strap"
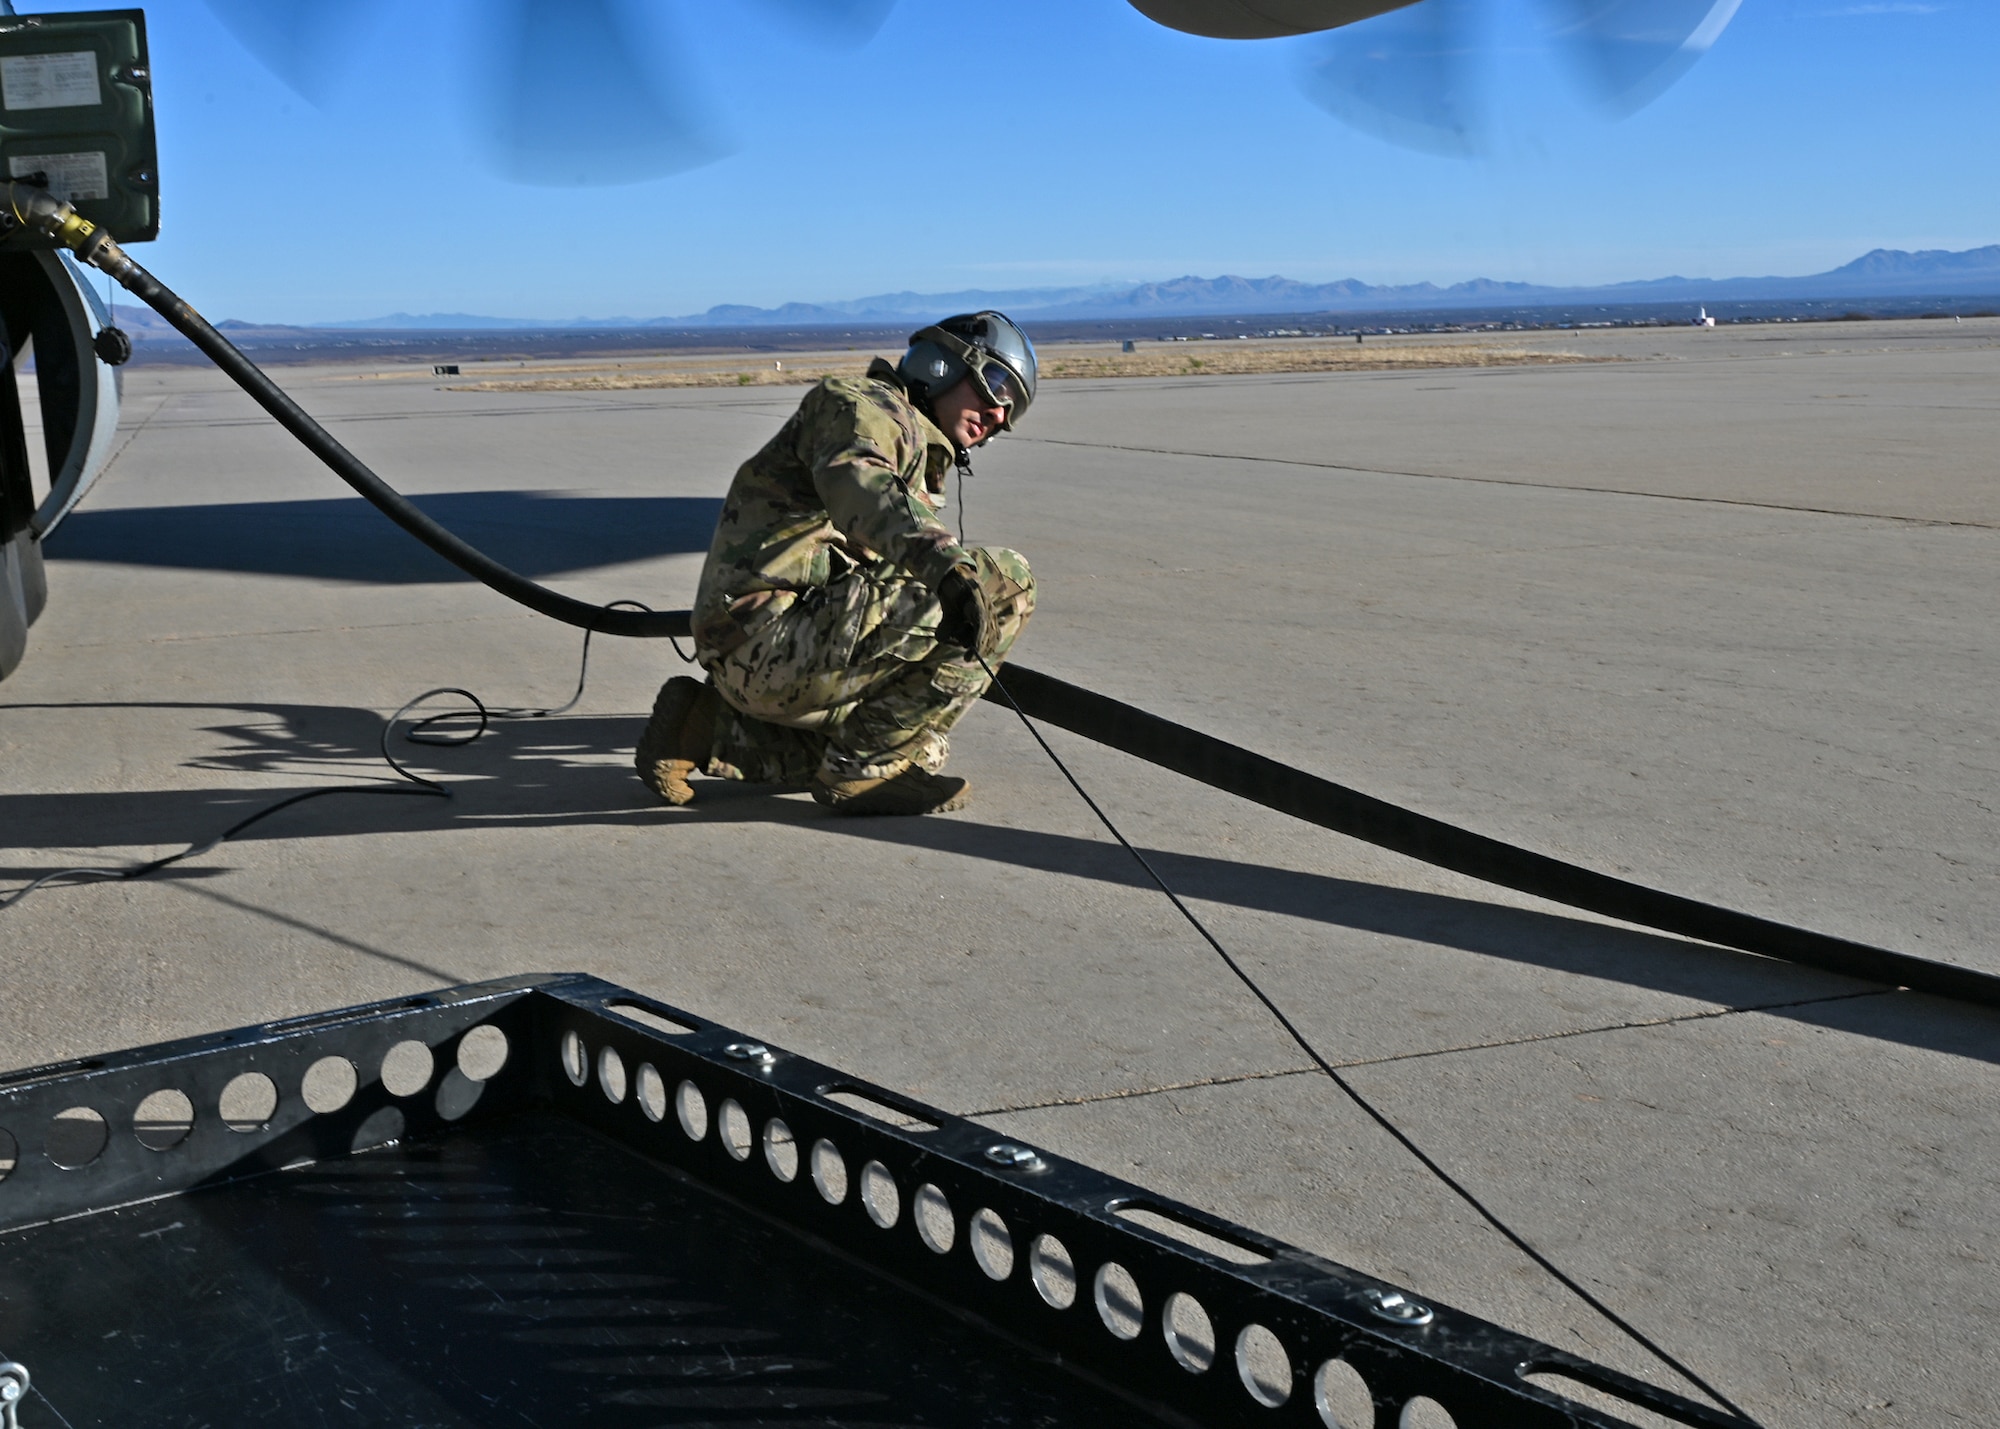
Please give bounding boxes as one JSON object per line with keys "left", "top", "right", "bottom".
{"left": 108, "top": 268, "right": 1990, "bottom": 1010}
{"left": 982, "top": 663, "right": 2000, "bottom": 1009}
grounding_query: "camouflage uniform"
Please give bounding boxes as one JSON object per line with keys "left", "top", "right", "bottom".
{"left": 689, "top": 359, "right": 1033, "bottom": 785}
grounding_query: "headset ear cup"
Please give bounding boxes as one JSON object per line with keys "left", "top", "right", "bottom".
{"left": 898, "top": 340, "right": 966, "bottom": 400}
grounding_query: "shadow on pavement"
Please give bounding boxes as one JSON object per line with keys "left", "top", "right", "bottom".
{"left": 5, "top": 698, "right": 1993, "bottom": 1068}
{"left": 42, "top": 491, "right": 723, "bottom": 582}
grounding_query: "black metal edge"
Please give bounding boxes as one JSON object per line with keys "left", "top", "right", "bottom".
{"left": 0, "top": 975, "right": 1739, "bottom": 1429}
{"left": 0, "top": 973, "right": 559, "bottom": 1232}
{"left": 540, "top": 978, "right": 1740, "bottom": 1429}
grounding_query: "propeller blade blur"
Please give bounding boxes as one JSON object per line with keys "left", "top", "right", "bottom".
{"left": 752, "top": 0, "right": 899, "bottom": 46}
{"left": 1128, "top": 0, "right": 1418, "bottom": 40}
{"left": 203, "top": 0, "right": 388, "bottom": 105}
{"left": 1297, "top": 0, "right": 1483, "bottom": 157}
{"left": 1545, "top": 0, "right": 1742, "bottom": 114}
{"left": 478, "top": 0, "right": 728, "bottom": 187}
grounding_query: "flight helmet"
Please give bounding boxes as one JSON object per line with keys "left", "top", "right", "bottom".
{"left": 897, "top": 311, "right": 1038, "bottom": 433}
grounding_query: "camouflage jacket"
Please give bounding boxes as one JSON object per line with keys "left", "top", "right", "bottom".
{"left": 692, "top": 358, "right": 965, "bottom": 659}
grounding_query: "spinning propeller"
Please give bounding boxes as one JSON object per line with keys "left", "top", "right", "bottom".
{"left": 1136, "top": 0, "right": 1744, "bottom": 156}
{"left": 203, "top": 0, "right": 1739, "bottom": 183}
{"left": 201, "top": 0, "right": 895, "bottom": 185}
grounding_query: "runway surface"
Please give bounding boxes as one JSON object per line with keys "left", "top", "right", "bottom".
{"left": 5, "top": 318, "right": 1997, "bottom": 1428}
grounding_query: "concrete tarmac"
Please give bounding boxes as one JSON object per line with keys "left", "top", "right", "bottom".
{"left": 4, "top": 318, "right": 1997, "bottom": 1427}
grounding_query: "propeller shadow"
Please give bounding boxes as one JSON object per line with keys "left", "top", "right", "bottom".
{"left": 42, "top": 491, "right": 722, "bottom": 583}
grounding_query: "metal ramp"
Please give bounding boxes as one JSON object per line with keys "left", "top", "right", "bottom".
{"left": 0, "top": 975, "right": 1731, "bottom": 1427}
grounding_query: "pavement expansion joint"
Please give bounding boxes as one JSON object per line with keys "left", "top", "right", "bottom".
{"left": 1017, "top": 435, "right": 2000, "bottom": 530}
{"left": 162, "top": 883, "right": 459, "bottom": 980}
{"left": 962, "top": 988, "right": 1894, "bottom": 1119}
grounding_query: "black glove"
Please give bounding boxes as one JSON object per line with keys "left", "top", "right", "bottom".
{"left": 936, "top": 566, "right": 997, "bottom": 662}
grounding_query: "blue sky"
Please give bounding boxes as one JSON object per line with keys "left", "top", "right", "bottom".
{"left": 23, "top": 0, "right": 1997, "bottom": 322}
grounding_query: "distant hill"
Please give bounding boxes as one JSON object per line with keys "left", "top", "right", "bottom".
{"left": 130, "top": 245, "right": 2000, "bottom": 335}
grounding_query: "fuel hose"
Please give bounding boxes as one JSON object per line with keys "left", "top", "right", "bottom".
{"left": 12, "top": 180, "right": 1994, "bottom": 1011}
{"left": 2, "top": 182, "right": 689, "bottom": 641}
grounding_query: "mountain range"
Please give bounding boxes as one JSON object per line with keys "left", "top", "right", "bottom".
{"left": 327, "top": 246, "right": 2000, "bottom": 329}
{"left": 114, "top": 245, "right": 2000, "bottom": 335}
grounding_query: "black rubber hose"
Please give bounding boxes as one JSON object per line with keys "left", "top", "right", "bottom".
{"left": 82, "top": 223, "right": 1991, "bottom": 1010}
{"left": 983, "top": 665, "right": 2000, "bottom": 1009}
{"left": 110, "top": 251, "right": 690, "bottom": 639}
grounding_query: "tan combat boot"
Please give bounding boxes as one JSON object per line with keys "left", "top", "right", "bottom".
{"left": 812, "top": 766, "right": 971, "bottom": 816}
{"left": 635, "top": 676, "right": 719, "bottom": 805}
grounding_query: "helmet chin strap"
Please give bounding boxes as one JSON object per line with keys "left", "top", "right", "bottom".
{"left": 954, "top": 448, "right": 973, "bottom": 545}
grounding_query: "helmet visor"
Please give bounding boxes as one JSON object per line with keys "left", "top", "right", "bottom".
{"left": 971, "top": 359, "right": 1023, "bottom": 416}
{"left": 977, "top": 320, "right": 1037, "bottom": 418}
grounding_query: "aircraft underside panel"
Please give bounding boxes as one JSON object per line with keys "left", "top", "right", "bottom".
{"left": 0, "top": 248, "right": 123, "bottom": 683}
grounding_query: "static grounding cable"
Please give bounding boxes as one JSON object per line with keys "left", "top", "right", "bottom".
{"left": 0, "top": 603, "right": 679, "bottom": 913}
{"left": 10, "top": 173, "right": 1981, "bottom": 1013}
{"left": 974, "top": 653, "right": 1764, "bottom": 1427}
{"left": 8, "top": 176, "right": 1961, "bottom": 1426}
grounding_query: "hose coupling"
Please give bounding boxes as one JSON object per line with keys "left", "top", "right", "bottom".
{"left": 1, "top": 180, "right": 139, "bottom": 283}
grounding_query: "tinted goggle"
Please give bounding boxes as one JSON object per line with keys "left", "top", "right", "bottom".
{"left": 970, "top": 359, "right": 1025, "bottom": 419}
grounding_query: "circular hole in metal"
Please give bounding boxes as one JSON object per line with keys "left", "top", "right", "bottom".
{"left": 914, "top": 1183, "right": 955, "bottom": 1254}
{"left": 764, "top": 1119, "right": 799, "bottom": 1182}
{"left": 1236, "top": 1323, "right": 1293, "bottom": 1407}
{"left": 860, "top": 1161, "right": 900, "bottom": 1228}
{"left": 1164, "top": 1291, "right": 1216, "bottom": 1373}
{"left": 1093, "top": 1262, "right": 1144, "bottom": 1340}
{"left": 718, "top": 1099, "right": 752, "bottom": 1160}
{"left": 970, "top": 1208, "right": 1014, "bottom": 1281}
{"left": 219, "top": 1072, "right": 279, "bottom": 1133}
{"left": 47, "top": 1107, "right": 109, "bottom": 1167}
{"left": 301, "top": 1055, "right": 358, "bottom": 1114}
{"left": 0, "top": 1127, "right": 16, "bottom": 1182}
{"left": 456, "top": 1025, "right": 509, "bottom": 1082}
{"left": 559, "top": 1030, "right": 588, "bottom": 1086}
{"left": 1399, "top": 1397, "right": 1455, "bottom": 1429}
{"left": 597, "top": 1046, "right": 628, "bottom": 1104}
{"left": 434, "top": 1068, "right": 484, "bottom": 1122}
{"left": 381, "top": 1040, "right": 434, "bottom": 1098}
{"left": 351, "top": 1105, "right": 405, "bottom": 1153}
{"left": 132, "top": 1089, "right": 195, "bottom": 1151}
{"left": 675, "top": 1080, "right": 708, "bottom": 1141}
{"left": 1315, "top": 1359, "right": 1374, "bottom": 1429}
{"left": 634, "top": 1063, "right": 667, "bottom": 1121}
{"left": 810, "top": 1138, "right": 847, "bottom": 1204}
{"left": 1030, "top": 1234, "right": 1077, "bottom": 1308}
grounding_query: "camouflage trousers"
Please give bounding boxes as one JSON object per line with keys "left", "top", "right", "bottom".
{"left": 700, "top": 547, "right": 1034, "bottom": 784}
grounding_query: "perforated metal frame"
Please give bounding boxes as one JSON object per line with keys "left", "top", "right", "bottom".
{"left": 0, "top": 974, "right": 1739, "bottom": 1428}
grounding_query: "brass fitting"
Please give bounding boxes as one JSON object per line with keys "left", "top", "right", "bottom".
{"left": 2, "top": 179, "right": 139, "bottom": 283}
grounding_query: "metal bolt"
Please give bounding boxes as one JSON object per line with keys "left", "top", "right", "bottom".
{"left": 984, "top": 1142, "right": 1045, "bottom": 1171}
{"left": 1365, "top": 1289, "right": 1434, "bottom": 1326}
{"left": 724, "top": 1042, "right": 776, "bottom": 1066}
{"left": 1, "top": 1360, "right": 29, "bottom": 1429}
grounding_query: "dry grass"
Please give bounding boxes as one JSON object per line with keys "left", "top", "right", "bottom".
{"left": 447, "top": 363, "right": 870, "bottom": 393}
{"left": 1042, "top": 343, "right": 1595, "bottom": 379}
{"left": 442, "top": 339, "right": 1603, "bottom": 394}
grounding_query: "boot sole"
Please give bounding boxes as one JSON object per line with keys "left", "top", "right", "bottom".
{"left": 813, "top": 778, "right": 971, "bottom": 816}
